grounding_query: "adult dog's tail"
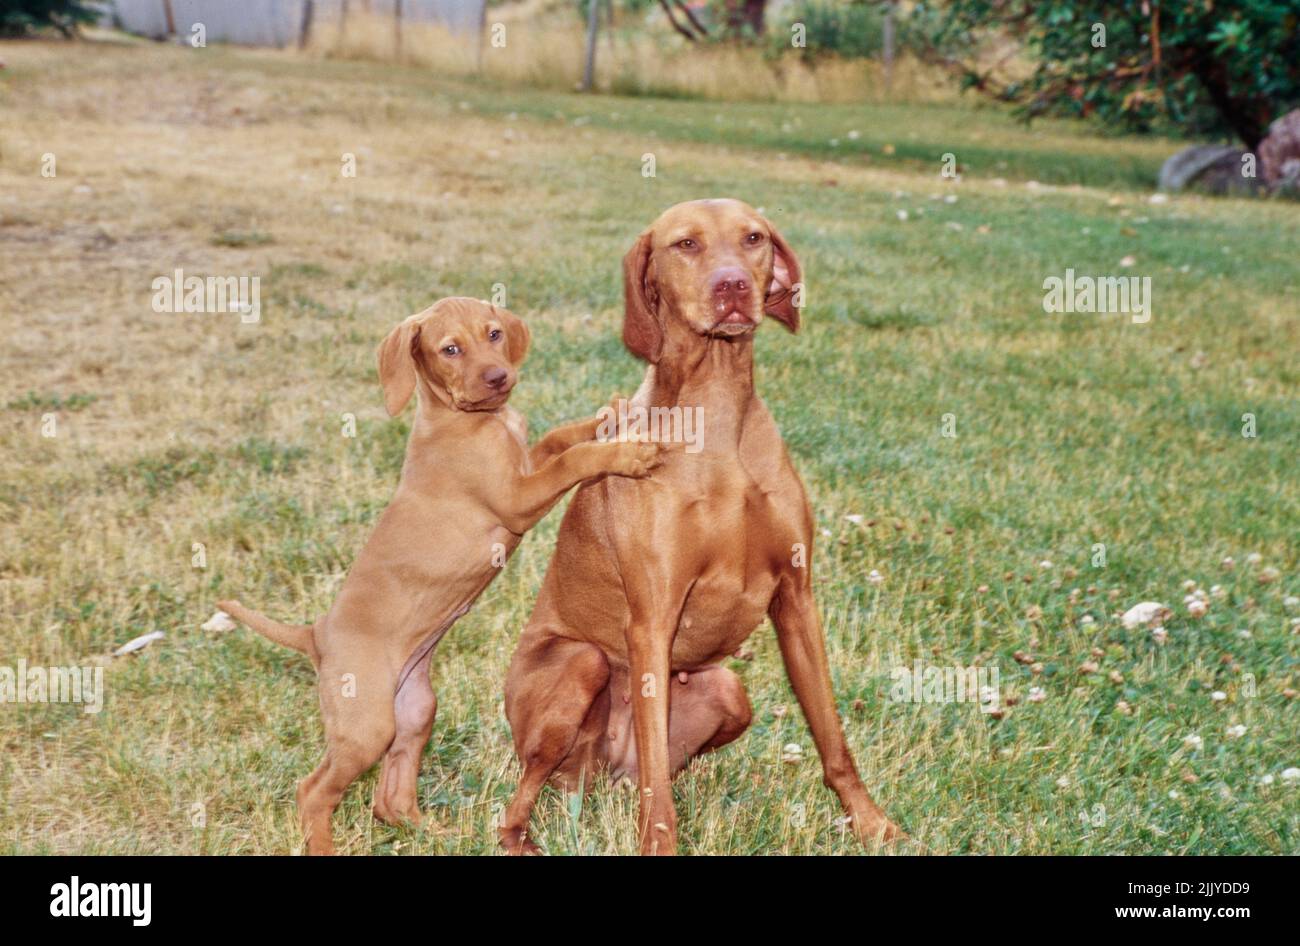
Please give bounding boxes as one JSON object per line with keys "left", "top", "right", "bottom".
{"left": 218, "top": 599, "right": 318, "bottom": 663}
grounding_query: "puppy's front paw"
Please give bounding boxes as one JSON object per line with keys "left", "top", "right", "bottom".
{"left": 608, "top": 441, "right": 662, "bottom": 478}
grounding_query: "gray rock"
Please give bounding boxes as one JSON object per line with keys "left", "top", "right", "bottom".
{"left": 1259, "top": 109, "right": 1300, "bottom": 192}
{"left": 1158, "top": 144, "right": 1264, "bottom": 196}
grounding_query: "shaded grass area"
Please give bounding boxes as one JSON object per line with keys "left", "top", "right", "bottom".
{"left": 0, "top": 41, "right": 1296, "bottom": 855}
{"left": 263, "top": 50, "right": 1176, "bottom": 191}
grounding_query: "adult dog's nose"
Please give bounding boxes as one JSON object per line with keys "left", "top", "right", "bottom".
{"left": 709, "top": 266, "right": 753, "bottom": 324}
{"left": 482, "top": 366, "right": 509, "bottom": 389}
{"left": 710, "top": 267, "right": 750, "bottom": 299}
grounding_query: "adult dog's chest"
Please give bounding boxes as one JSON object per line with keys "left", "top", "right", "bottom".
{"left": 634, "top": 455, "right": 792, "bottom": 667}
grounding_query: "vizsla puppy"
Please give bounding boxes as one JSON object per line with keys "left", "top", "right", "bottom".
{"left": 220, "top": 296, "right": 658, "bottom": 855}
{"left": 499, "top": 200, "right": 903, "bottom": 855}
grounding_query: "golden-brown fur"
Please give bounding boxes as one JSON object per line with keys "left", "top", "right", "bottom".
{"left": 499, "top": 201, "right": 902, "bottom": 855}
{"left": 221, "top": 297, "right": 658, "bottom": 855}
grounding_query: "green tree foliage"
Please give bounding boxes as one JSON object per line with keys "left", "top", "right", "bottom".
{"left": 913, "top": 1, "right": 1300, "bottom": 149}
{"left": 1, "top": 0, "right": 98, "bottom": 37}
{"left": 776, "top": 0, "right": 886, "bottom": 60}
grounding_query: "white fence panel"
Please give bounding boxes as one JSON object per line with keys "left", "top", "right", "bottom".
{"left": 103, "top": 0, "right": 486, "bottom": 45}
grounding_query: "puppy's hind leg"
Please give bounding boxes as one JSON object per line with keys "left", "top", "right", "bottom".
{"left": 297, "top": 656, "right": 398, "bottom": 856}
{"left": 373, "top": 649, "right": 437, "bottom": 828}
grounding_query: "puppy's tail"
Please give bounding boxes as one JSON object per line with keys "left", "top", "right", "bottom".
{"left": 218, "top": 599, "right": 318, "bottom": 663}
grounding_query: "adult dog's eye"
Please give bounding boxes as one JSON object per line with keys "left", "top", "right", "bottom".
{"left": 488, "top": 329, "right": 502, "bottom": 342}
{"left": 677, "top": 238, "right": 697, "bottom": 250}
{"left": 745, "top": 232, "right": 765, "bottom": 245}
{"left": 442, "top": 344, "right": 461, "bottom": 356}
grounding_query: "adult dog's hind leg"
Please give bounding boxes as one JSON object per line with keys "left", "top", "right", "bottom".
{"left": 499, "top": 631, "right": 610, "bottom": 855}
{"left": 605, "top": 665, "right": 753, "bottom": 781}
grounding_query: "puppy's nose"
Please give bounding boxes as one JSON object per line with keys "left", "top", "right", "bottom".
{"left": 482, "top": 366, "right": 509, "bottom": 389}
{"left": 709, "top": 267, "right": 750, "bottom": 298}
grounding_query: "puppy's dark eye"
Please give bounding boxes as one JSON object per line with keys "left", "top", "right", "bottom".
{"left": 745, "top": 232, "right": 765, "bottom": 245}
{"left": 677, "top": 238, "right": 697, "bottom": 250}
{"left": 442, "top": 344, "right": 461, "bottom": 357}
{"left": 488, "top": 328, "right": 503, "bottom": 342}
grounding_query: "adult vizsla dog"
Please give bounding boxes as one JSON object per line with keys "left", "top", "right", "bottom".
{"left": 499, "top": 199, "right": 903, "bottom": 855}
{"left": 220, "top": 297, "right": 658, "bottom": 855}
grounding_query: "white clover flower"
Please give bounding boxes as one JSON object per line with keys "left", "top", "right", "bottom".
{"left": 1226, "top": 725, "right": 1247, "bottom": 738}
{"left": 1211, "top": 691, "right": 1227, "bottom": 702}
{"left": 1183, "top": 733, "right": 1203, "bottom": 750}
{"left": 1281, "top": 767, "right": 1300, "bottom": 783}
{"left": 1122, "top": 601, "right": 1169, "bottom": 630}
{"left": 1028, "top": 686, "right": 1046, "bottom": 703}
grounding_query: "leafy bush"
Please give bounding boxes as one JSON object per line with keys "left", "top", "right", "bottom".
{"left": 774, "top": 0, "right": 886, "bottom": 61}
{"left": 912, "top": 1, "right": 1300, "bottom": 149}
{"left": 0, "top": 0, "right": 98, "bottom": 37}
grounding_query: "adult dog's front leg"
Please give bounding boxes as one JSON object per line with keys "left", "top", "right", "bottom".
{"left": 625, "top": 616, "right": 678, "bottom": 855}
{"left": 497, "top": 441, "right": 657, "bottom": 534}
{"left": 769, "top": 575, "right": 903, "bottom": 846}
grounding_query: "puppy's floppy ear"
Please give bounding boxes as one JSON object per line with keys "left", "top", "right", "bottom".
{"left": 622, "top": 230, "right": 662, "bottom": 363}
{"left": 377, "top": 317, "right": 422, "bottom": 416}
{"left": 500, "top": 307, "right": 530, "bottom": 366}
{"left": 764, "top": 222, "right": 803, "bottom": 333}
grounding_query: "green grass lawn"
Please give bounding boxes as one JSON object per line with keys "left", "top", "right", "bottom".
{"left": 0, "top": 40, "right": 1296, "bottom": 855}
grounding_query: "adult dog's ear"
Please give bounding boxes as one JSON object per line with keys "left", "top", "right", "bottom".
{"left": 764, "top": 222, "right": 803, "bottom": 333}
{"left": 622, "top": 231, "right": 662, "bottom": 363}
{"left": 500, "top": 307, "right": 531, "bottom": 366}
{"left": 377, "top": 316, "right": 422, "bottom": 416}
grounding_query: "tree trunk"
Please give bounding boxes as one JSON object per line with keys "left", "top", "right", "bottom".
{"left": 882, "top": 3, "right": 896, "bottom": 95}
{"left": 582, "top": 0, "right": 600, "bottom": 91}
{"left": 1188, "top": 52, "right": 1269, "bottom": 152}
